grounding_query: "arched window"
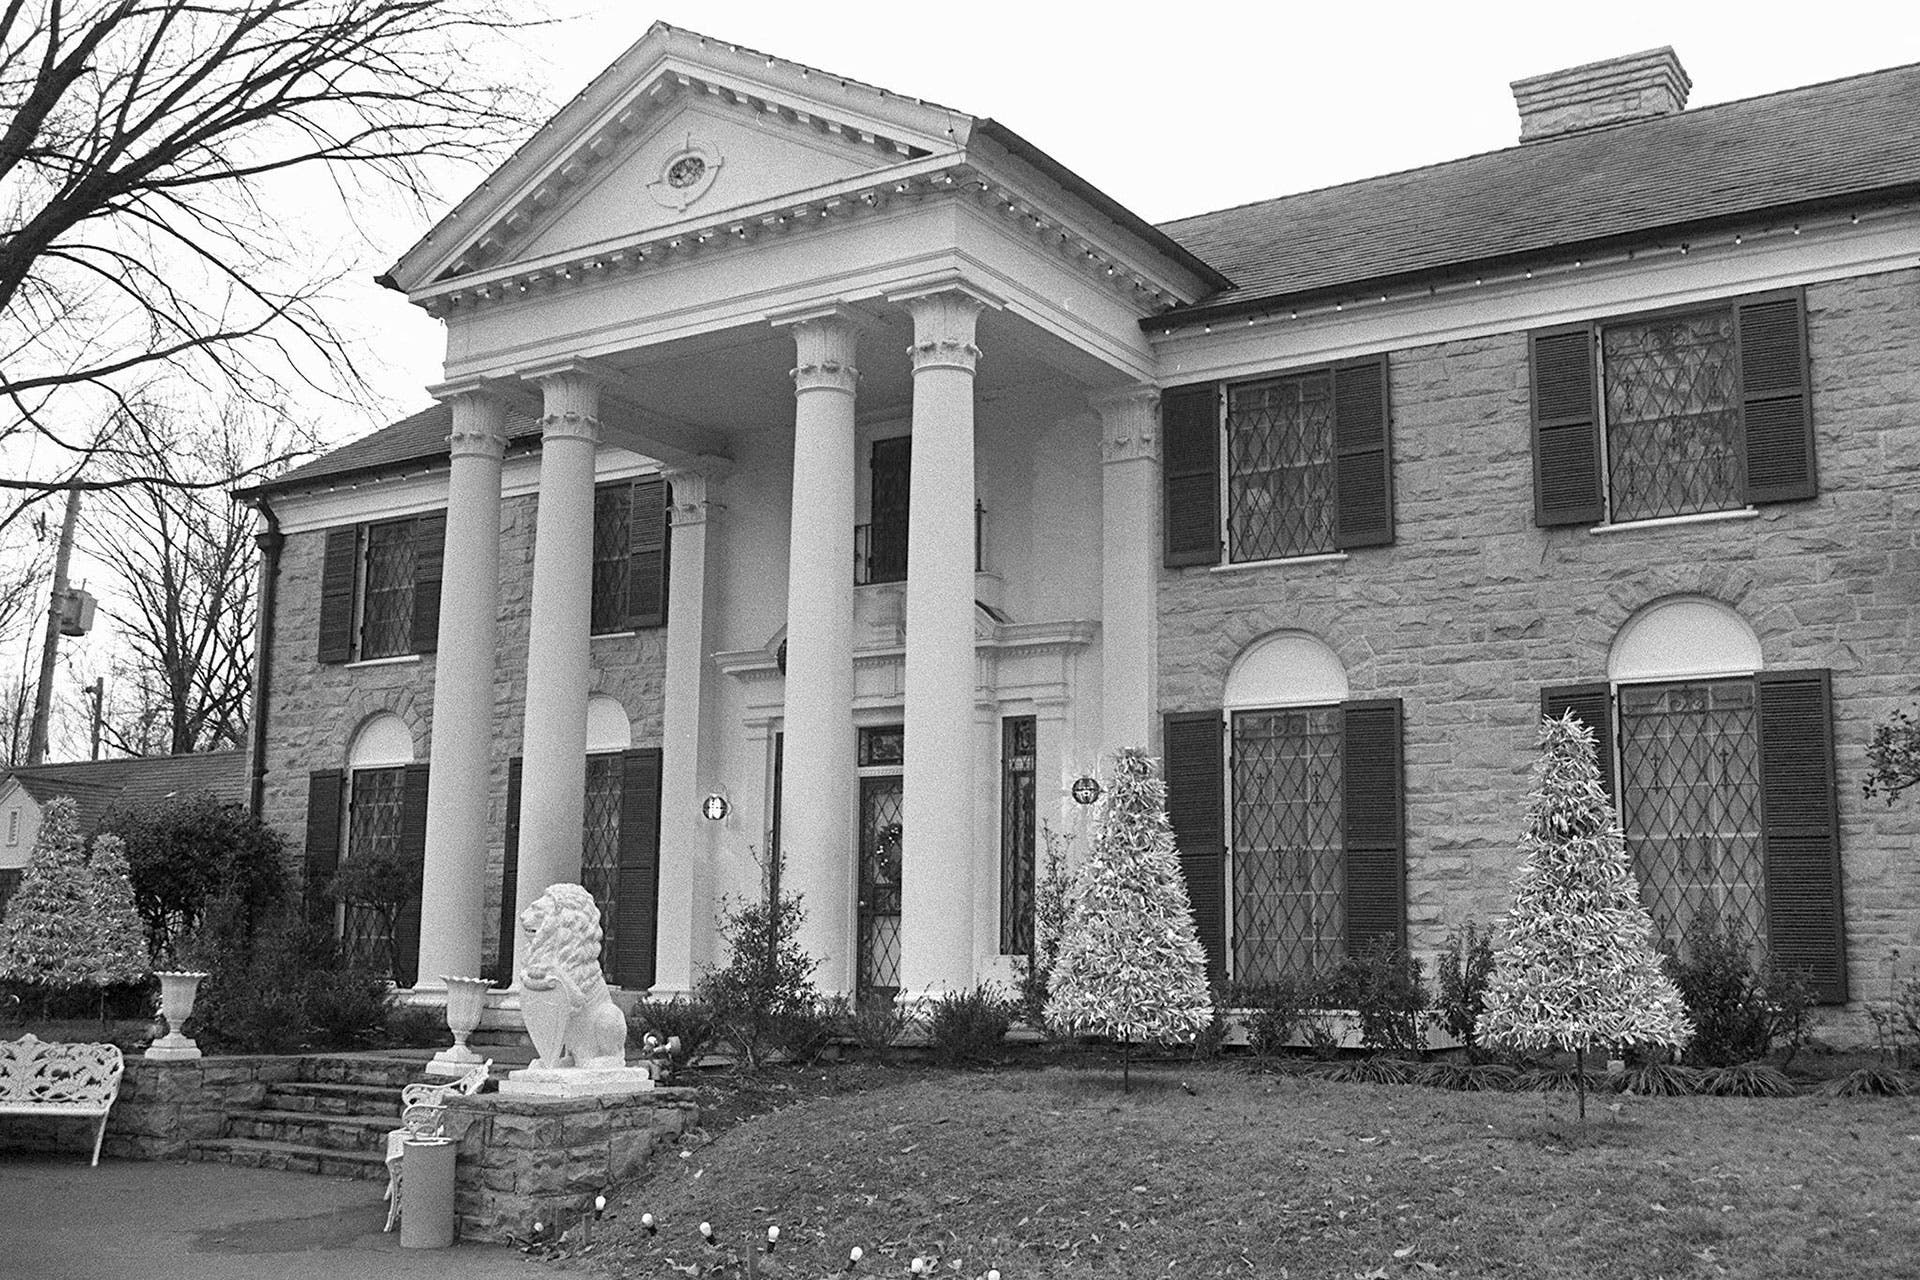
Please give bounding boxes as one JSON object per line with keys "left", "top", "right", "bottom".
{"left": 1186, "top": 633, "right": 1404, "bottom": 987}
{"left": 1543, "top": 596, "right": 1844, "bottom": 1000}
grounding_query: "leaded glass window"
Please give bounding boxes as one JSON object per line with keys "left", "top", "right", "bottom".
{"left": 1617, "top": 678, "right": 1765, "bottom": 952}
{"left": 1231, "top": 706, "right": 1343, "bottom": 983}
{"left": 344, "top": 766, "right": 406, "bottom": 976}
{"left": 1226, "top": 372, "right": 1336, "bottom": 562}
{"left": 591, "top": 487, "right": 631, "bottom": 634}
{"left": 359, "top": 522, "right": 416, "bottom": 659}
{"left": 582, "top": 753, "right": 623, "bottom": 978}
{"left": 1603, "top": 309, "right": 1744, "bottom": 523}
{"left": 1000, "top": 716, "right": 1037, "bottom": 955}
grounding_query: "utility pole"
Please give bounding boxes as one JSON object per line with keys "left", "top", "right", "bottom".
{"left": 89, "top": 677, "right": 105, "bottom": 761}
{"left": 26, "top": 487, "right": 81, "bottom": 765}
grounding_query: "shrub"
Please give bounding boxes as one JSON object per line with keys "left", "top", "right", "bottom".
{"left": 1818, "top": 1066, "right": 1914, "bottom": 1098}
{"left": 1315, "top": 1056, "right": 1414, "bottom": 1085}
{"left": 1435, "top": 922, "right": 1495, "bottom": 1061}
{"left": 99, "top": 792, "right": 284, "bottom": 964}
{"left": 383, "top": 1002, "right": 449, "bottom": 1049}
{"left": 696, "top": 891, "right": 820, "bottom": 1069}
{"left": 631, "top": 997, "right": 719, "bottom": 1068}
{"left": 1328, "top": 942, "right": 1427, "bottom": 1056}
{"left": 1611, "top": 1061, "right": 1705, "bottom": 1097}
{"left": 769, "top": 997, "right": 841, "bottom": 1066}
{"left": 839, "top": 996, "right": 906, "bottom": 1063}
{"left": 0, "top": 799, "right": 152, "bottom": 1015}
{"left": 927, "top": 984, "right": 1014, "bottom": 1065}
{"left": 1013, "top": 825, "right": 1073, "bottom": 1030}
{"left": 188, "top": 901, "right": 391, "bottom": 1054}
{"left": 1698, "top": 1062, "right": 1797, "bottom": 1098}
{"left": 1663, "top": 917, "right": 1812, "bottom": 1068}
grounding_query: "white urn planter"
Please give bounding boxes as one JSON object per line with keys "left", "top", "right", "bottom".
{"left": 424, "top": 976, "right": 493, "bottom": 1077}
{"left": 145, "top": 970, "right": 208, "bottom": 1061}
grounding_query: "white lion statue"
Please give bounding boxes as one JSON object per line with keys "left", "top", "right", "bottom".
{"left": 517, "top": 884, "right": 629, "bottom": 1070}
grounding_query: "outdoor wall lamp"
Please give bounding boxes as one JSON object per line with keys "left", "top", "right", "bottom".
{"left": 701, "top": 793, "right": 730, "bottom": 821}
{"left": 1070, "top": 776, "right": 1102, "bottom": 806}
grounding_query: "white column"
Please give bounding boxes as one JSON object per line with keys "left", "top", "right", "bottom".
{"left": 776, "top": 309, "right": 859, "bottom": 993}
{"left": 1094, "top": 386, "right": 1161, "bottom": 753}
{"left": 653, "top": 458, "right": 730, "bottom": 997}
{"left": 413, "top": 383, "right": 508, "bottom": 991}
{"left": 895, "top": 284, "right": 996, "bottom": 1000}
{"left": 513, "top": 363, "right": 600, "bottom": 926}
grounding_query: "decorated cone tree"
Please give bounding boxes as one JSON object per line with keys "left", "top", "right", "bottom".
{"left": 1479, "top": 713, "right": 1694, "bottom": 1124}
{"left": 85, "top": 833, "right": 154, "bottom": 994}
{"left": 0, "top": 797, "right": 147, "bottom": 1014}
{"left": 1046, "top": 750, "right": 1213, "bottom": 1089}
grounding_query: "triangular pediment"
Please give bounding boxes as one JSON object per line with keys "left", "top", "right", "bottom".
{"left": 388, "top": 23, "right": 969, "bottom": 291}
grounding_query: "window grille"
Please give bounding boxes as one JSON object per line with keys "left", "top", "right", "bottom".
{"left": 1231, "top": 706, "right": 1344, "bottom": 983}
{"left": 359, "top": 523, "right": 416, "bottom": 659}
{"left": 582, "top": 753, "right": 623, "bottom": 977}
{"left": 344, "top": 766, "right": 407, "bottom": 976}
{"left": 1000, "top": 716, "right": 1037, "bottom": 955}
{"left": 857, "top": 778, "right": 904, "bottom": 1004}
{"left": 590, "top": 487, "right": 631, "bottom": 633}
{"left": 1603, "top": 309, "right": 1744, "bottom": 522}
{"left": 1227, "top": 372, "right": 1337, "bottom": 562}
{"left": 1617, "top": 678, "right": 1765, "bottom": 951}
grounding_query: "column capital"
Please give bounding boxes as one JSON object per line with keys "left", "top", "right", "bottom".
{"left": 431, "top": 378, "right": 511, "bottom": 460}
{"left": 1090, "top": 384, "right": 1161, "bottom": 465}
{"left": 662, "top": 456, "right": 733, "bottom": 527}
{"left": 522, "top": 360, "right": 601, "bottom": 444}
{"left": 892, "top": 283, "right": 1002, "bottom": 375}
{"left": 774, "top": 305, "right": 861, "bottom": 395}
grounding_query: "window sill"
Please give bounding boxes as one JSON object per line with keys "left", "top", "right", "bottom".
{"left": 1589, "top": 507, "right": 1759, "bottom": 536}
{"left": 346, "top": 654, "right": 423, "bottom": 670}
{"left": 591, "top": 630, "right": 637, "bottom": 641}
{"left": 1209, "top": 552, "right": 1350, "bottom": 574}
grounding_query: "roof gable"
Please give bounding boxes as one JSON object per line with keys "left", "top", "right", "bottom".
{"left": 388, "top": 22, "right": 969, "bottom": 292}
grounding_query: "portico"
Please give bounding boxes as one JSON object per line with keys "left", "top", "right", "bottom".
{"left": 377, "top": 23, "right": 1224, "bottom": 1004}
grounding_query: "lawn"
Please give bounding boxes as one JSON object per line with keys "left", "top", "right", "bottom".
{"left": 587, "top": 1062, "right": 1920, "bottom": 1280}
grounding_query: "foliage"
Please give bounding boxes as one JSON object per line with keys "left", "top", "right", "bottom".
{"left": 1314, "top": 1056, "right": 1415, "bottom": 1085}
{"left": 1329, "top": 942, "right": 1427, "bottom": 1056}
{"left": 327, "top": 839, "right": 423, "bottom": 978}
{"left": 1817, "top": 1066, "right": 1915, "bottom": 1098}
{"left": 696, "top": 891, "right": 821, "bottom": 1070}
{"left": 1610, "top": 1061, "right": 1705, "bottom": 1097}
{"left": 1046, "top": 750, "right": 1213, "bottom": 1063}
{"left": 1864, "top": 952, "right": 1920, "bottom": 1067}
{"left": 838, "top": 996, "right": 907, "bottom": 1063}
{"left": 382, "top": 1001, "right": 449, "bottom": 1049}
{"left": 631, "top": 997, "right": 719, "bottom": 1068}
{"left": 1662, "top": 916, "right": 1811, "bottom": 1067}
{"left": 97, "top": 792, "right": 284, "bottom": 963}
{"left": 1698, "top": 1062, "right": 1797, "bottom": 1098}
{"left": 0, "top": 797, "right": 151, "bottom": 995}
{"left": 1863, "top": 704, "right": 1920, "bottom": 805}
{"left": 1013, "top": 823, "right": 1073, "bottom": 1029}
{"left": 766, "top": 997, "right": 841, "bottom": 1067}
{"left": 191, "top": 911, "right": 391, "bottom": 1054}
{"left": 0, "top": 0, "right": 542, "bottom": 521}
{"left": 1479, "top": 714, "right": 1693, "bottom": 1120}
{"left": 926, "top": 985, "right": 1015, "bottom": 1066}
{"left": 1436, "top": 921, "right": 1496, "bottom": 1061}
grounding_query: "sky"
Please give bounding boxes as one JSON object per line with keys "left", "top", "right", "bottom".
{"left": 10, "top": 0, "right": 1917, "bottom": 759}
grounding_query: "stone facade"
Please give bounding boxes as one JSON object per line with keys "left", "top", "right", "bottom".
{"left": 1157, "top": 265, "right": 1920, "bottom": 1013}
{"left": 261, "top": 484, "right": 670, "bottom": 972}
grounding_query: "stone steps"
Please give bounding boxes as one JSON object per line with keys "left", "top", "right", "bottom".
{"left": 186, "top": 1137, "right": 390, "bottom": 1181}
{"left": 263, "top": 1081, "right": 402, "bottom": 1118}
{"left": 222, "top": 1108, "right": 399, "bottom": 1152}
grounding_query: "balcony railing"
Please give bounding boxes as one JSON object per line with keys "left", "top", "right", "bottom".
{"left": 854, "top": 503, "right": 984, "bottom": 584}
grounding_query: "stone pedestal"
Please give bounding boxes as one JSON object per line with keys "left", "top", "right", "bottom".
{"left": 497, "top": 1066, "right": 655, "bottom": 1098}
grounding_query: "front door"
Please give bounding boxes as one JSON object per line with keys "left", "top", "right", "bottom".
{"left": 856, "top": 775, "right": 903, "bottom": 1005}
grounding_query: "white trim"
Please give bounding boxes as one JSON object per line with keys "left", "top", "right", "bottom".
{"left": 1224, "top": 632, "right": 1350, "bottom": 710}
{"left": 590, "top": 629, "right": 639, "bottom": 642}
{"left": 1588, "top": 507, "right": 1759, "bottom": 536}
{"left": 272, "top": 448, "right": 662, "bottom": 534}
{"left": 1609, "top": 596, "right": 1763, "bottom": 683}
{"left": 347, "top": 712, "right": 416, "bottom": 769}
{"left": 345, "top": 654, "right": 424, "bottom": 671}
{"left": 1209, "top": 552, "right": 1349, "bottom": 574}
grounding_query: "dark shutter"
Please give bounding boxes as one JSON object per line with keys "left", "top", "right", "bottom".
{"left": 410, "top": 513, "right": 446, "bottom": 655}
{"left": 391, "top": 762, "right": 430, "bottom": 987}
{"left": 303, "top": 770, "right": 345, "bottom": 924}
{"left": 627, "top": 477, "right": 670, "bottom": 630}
{"left": 612, "top": 748, "right": 663, "bottom": 990}
{"left": 1737, "top": 291, "right": 1816, "bottom": 504}
{"left": 1341, "top": 699, "right": 1405, "bottom": 955}
{"left": 1163, "top": 710, "right": 1226, "bottom": 985}
{"left": 1333, "top": 356, "right": 1393, "bottom": 549}
{"left": 1162, "top": 384, "right": 1220, "bottom": 568}
{"left": 868, "top": 437, "right": 911, "bottom": 583}
{"left": 1542, "top": 683, "right": 1617, "bottom": 806}
{"left": 316, "top": 529, "right": 359, "bottom": 663}
{"left": 1530, "top": 326, "right": 1603, "bottom": 527}
{"left": 497, "top": 757, "right": 522, "bottom": 981}
{"left": 1756, "top": 669, "right": 1846, "bottom": 1003}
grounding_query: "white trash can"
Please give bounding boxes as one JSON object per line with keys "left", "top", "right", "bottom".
{"left": 400, "top": 1136, "right": 458, "bottom": 1249}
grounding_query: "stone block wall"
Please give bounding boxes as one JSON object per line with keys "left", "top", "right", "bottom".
{"left": 442, "top": 1087, "right": 697, "bottom": 1241}
{"left": 0, "top": 1057, "right": 302, "bottom": 1162}
{"left": 260, "top": 483, "right": 670, "bottom": 970}
{"left": 1157, "top": 266, "right": 1920, "bottom": 1014}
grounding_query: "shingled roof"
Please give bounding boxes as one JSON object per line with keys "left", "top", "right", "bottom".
{"left": 238, "top": 402, "right": 545, "bottom": 498}
{"left": 1155, "top": 60, "right": 1920, "bottom": 322}
{"left": 4, "top": 751, "right": 247, "bottom": 833}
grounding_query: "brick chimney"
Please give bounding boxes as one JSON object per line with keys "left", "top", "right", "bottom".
{"left": 1511, "top": 47, "right": 1692, "bottom": 143}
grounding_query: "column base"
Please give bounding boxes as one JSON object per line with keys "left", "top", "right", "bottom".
{"left": 423, "top": 1045, "right": 487, "bottom": 1077}
{"left": 143, "top": 1035, "right": 202, "bottom": 1062}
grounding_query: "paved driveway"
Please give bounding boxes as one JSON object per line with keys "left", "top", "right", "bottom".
{"left": 0, "top": 1154, "right": 559, "bottom": 1280}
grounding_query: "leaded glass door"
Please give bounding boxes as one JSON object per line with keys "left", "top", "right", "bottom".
{"left": 857, "top": 776, "right": 904, "bottom": 1006}
{"left": 343, "top": 766, "right": 407, "bottom": 979}
{"left": 1230, "top": 706, "right": 1344, "bottom": 984}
